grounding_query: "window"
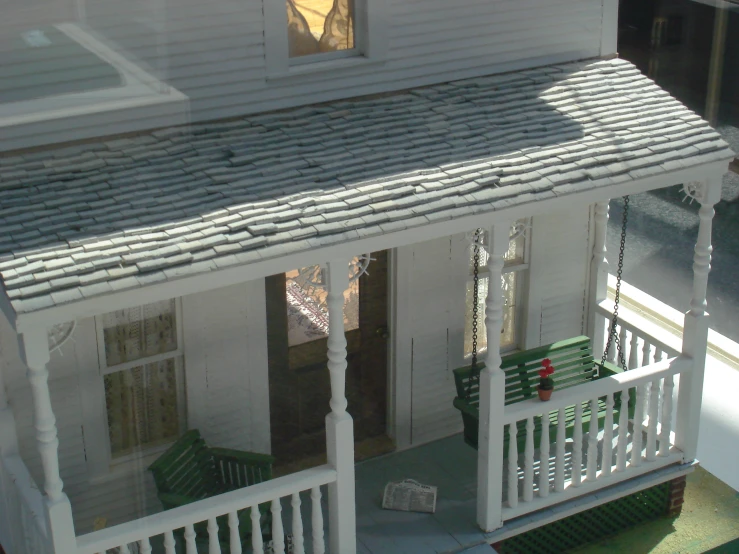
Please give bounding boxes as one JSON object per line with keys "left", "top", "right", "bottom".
{"left": 264, "top": 0, "right": 387, "bottom": 76}
{"left": 464, "top": 220, "right": 530, "bottom": 357}
{"left": 287, "top": 0, "right": 355, "bottom": 59}
{"left": 97, "top": 300, "right": 186, "bottom": 460}
{"left": 285, "top": 260, "right": 360, "bottom": 346}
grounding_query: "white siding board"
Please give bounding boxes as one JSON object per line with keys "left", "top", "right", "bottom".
{"left": 526, "top": 207, "right": 591, "bottom": 347}
{"left": 4, "top": 0, "right": 603, "bottom": 151}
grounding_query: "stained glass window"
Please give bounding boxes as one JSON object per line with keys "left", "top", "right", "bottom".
{"left": 287, "top": 0, "right": 355, "bottom": 58}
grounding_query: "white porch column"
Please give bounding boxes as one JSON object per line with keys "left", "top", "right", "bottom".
{"left": 588, "top": 201, "right": 610, "bottom": 356}
{"left": 324, "top": 258, "right": 357, "bottom": 554}
{"left": 18, "top": 327, "right": 76, "bottom": 553}
{"left": 477, "top": 220, "right": 512, "bottom": 532}
{"left": 675, "top": 178, "right": 721, "bottom": 462}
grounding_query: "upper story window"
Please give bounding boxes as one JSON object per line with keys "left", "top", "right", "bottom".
{"left": 264, "top": 0, "right": 387, "bottom": 77}
{"left": 288, "top": 0, "right": 356, "bottom": 59}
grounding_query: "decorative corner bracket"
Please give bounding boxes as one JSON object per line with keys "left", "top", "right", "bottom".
{"left": 681, "top": 181, "right": 706, "bottom": 205}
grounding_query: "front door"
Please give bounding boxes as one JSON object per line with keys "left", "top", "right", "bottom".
{"left": 266, "top": 250, "right": 390, "bottom": 466}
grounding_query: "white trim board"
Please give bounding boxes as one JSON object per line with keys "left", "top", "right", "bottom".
{"left": 11, "top": 160, "right": 730, "bottom": 333}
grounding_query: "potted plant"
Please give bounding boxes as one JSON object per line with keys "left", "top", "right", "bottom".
{"left": 537, "top": 358, "right": 555, "bottom": 401}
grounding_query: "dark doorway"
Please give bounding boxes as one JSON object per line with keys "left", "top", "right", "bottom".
{"left": 266, "top": 250, "right": 392, "bottom": 469}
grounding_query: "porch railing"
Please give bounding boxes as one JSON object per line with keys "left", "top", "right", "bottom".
{"left": 596, "top": 299, "right": 681, "bottom": 370}
{"left": 501, "top": 356, "right": 690, "bottom": 520}
{"left": 76, "top": 465, "right": 336, "bottom": 554}
{"left": 1, "top": 454, "right": 52, "bottom": 554}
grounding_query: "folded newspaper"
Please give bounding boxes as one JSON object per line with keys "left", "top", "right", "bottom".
{"left": 382, "top": 479, "right": 437, "bottom": 513}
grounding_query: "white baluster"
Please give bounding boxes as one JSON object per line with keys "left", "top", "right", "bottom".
{"left": 631, "top": 384, "right": 646, "bottom": 467}
{"left": 601, "top": 393, "right": 614, "bottom": 477}
{"left": 660, "top": 376, "right": 674, "bottom": 456}
{"left": 523, "top": 417, "right": 534, "bottom": 502}
{"left": 185, "top": 523, "right": 197, "bottom": 554}
{"left": 629, "top": 330, "right": 640, "bottom": 369}
{"left": 555, "top": 408, "right": 565, "bottom": 493}
{"left": 229, "top": 511, "right": 242, "bottom": 554}
{"left": 139, "top": 538, "right": 152, "bottom": 554}
{"left": 292, "top": 492, "right": 304, "bottom": 554}
{"left": 163, "top": 531, "right": 176, "bottom": 554}
{"left": 507, "top": 423, "right": 518, "bottom": 508}
{"left": 208, "top": 517, "right": 221, "bottom": 554}
{"left": 619, "top": 326, "right": 628, "bottom": 367}
{"left": 251, "top": 505, "right": 264, "bottom": 554}
{"left": 586, "top": 398, "right": 599, "bottom": 481}
{"left": 642, "top": 339, "right": 652, "bottom": 367}
{"left": 311, "top": 487, "right": 325, "bottom": 554}
{"left": 616, "top": 388, "right": 629, "bottom": 472}
{"left": 271, "top": 499, "right": 285, "bottom": 554}
{"left": 119, "top": 544, "right": 130, "bottom": 554}
{"left": 538, "top": 412, "right": 549, "bottom": 498}
{"left": 572, "top": 402, "right": 583, "bottom": 487}
{"left": 646, "top": 379, "right": 660, "bottom": 461}
{"left": 655, "top": 347, "right": 665, "bottom": 362}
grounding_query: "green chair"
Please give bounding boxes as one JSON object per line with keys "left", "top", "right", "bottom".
{"left": 453, "top": 335, "right": 633, "bottom": 453}
{"left": 149, "top": 429, "right": 275, "bottom": 549}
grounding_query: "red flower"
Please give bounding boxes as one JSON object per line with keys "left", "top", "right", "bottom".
{"left": 546, "top": 366, "right": 555, "bottom": 376}
{"left": 538, "top": 369, "right": 548, "bottom": 378}
{"left": 542, "top": 358, "right": 551, "bottom": 367}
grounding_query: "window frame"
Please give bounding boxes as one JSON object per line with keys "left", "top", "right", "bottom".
{"left": 464, "top": 220, "right": 532, "bottom": 358}
{"left": 264, "top": 0, "right": 388, "bottom": 79}
{"left": 91, "top": 299, "right": 187, "bottom": 473}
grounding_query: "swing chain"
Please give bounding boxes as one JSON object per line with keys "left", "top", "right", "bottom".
{"left": 466, "top": 229, "right": 483, "bottom": 397}
{"left": 601, "top": 196, "right": 630, "bottom": 372}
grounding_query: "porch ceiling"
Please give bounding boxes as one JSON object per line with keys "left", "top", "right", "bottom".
{"left": 0, "top": 57, "right": 734, "bottom": 317}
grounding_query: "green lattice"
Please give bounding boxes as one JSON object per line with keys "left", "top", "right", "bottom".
{"left": 496, "top": 482, "right": 672, "bottom": 554}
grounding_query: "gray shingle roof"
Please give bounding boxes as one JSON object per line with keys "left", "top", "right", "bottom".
{"left": 0, "top": 57, "right": 734, "bottom": 315}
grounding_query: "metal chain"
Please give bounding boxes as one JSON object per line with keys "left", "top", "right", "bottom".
{"left": 467, "top": 229, "right": 483, "bottom": 397}
{"left": 601, "top": 196, "right": 630, "bottom": 371}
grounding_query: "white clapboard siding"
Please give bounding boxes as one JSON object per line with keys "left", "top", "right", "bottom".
{"left": 4, "top": 0, "right": 603, "bottom": 150}
{"left": 398, "top": 234, "right": 470, "bottom": 446}
{"left": 182, "top": 280, "right": 271, "bottom": 454}
{"left": 526, "top": 207, "right": 591, "bottom": 347}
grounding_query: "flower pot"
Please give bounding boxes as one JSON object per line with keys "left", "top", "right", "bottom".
{"left": 537, "top": 387, "right": 553, "bottom": 401}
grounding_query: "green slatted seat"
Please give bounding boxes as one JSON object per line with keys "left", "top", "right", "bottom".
{"left": 453, "top": 336, "right": 631, "bottom": 453}
{"left": 149, "top": 429, "right": 275, "bottom": 548}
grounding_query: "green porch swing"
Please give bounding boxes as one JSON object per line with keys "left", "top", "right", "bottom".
{"left": 452, "top": 199, "right": 635, "bottom": 453}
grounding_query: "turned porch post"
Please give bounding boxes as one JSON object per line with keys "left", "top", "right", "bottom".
{"left": 324, "top": 258, "right": 357, "bottom": 554}
{"left": 477, "top": 220, "right": 512, "bottom": 532}
{"left": 588, "top": 201, "right": 610, "bottom": 356}
{"left": 18, "top": 327, "right": 76, "bottom": 553}
{"left": 675, "top": 178, "right": 721, "bottom": 461}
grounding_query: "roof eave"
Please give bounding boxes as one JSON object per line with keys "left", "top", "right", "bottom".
{"left": 11, "top": 158, "right": 731, "bottom": 335}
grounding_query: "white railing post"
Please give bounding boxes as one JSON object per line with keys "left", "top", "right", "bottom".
{"left": 18, "top": 327, "right": 76, "bottom": 554}
{"left": 676, "top": 177, "right": 721, "bottom": 461}
{"left": 477, "top": 221, "right": 512, "bottom": 532}
{"left": 589, "top": 201, "right": 610, "bottom": 356}
{"left": 324, "top": 258, "right": 356, "bottom": 554}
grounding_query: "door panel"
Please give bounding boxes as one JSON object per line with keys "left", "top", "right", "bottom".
{"left": 266, "top": 250, "right": 389, "bottom": 465}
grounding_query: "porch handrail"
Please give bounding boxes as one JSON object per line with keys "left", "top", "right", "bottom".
{"left": 595, "top": 300, "right": 682, "bottom": 359}
{"left": 76, "top": 464, "right": 337, "bottom": 554}
{"left": 1, "top": 454, "right": 51, "bottom": 554}
{"left": 502, "top": 356, "right": 690, "bottom": 425}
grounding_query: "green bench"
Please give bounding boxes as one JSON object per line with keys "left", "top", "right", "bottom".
{"left": 149, "top": 429, "right": 275, "bottom": 547}
{"left": 453, "top": 336, "right": 630, "bottom": 453}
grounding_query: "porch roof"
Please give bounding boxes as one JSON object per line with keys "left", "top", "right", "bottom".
{"left": 0, "top": 57, "right": 733, "bottom": 317}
